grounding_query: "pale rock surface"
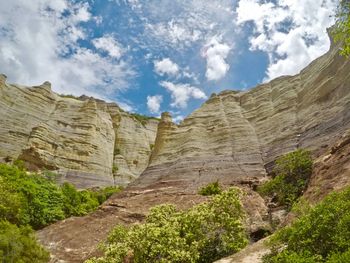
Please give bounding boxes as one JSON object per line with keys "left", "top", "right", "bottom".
{"left": 214, "top": 237, "right": 270, "bottom": 263}
{"left": 134, "top": 38, "right": 350, "bottom": 191}
{"left": 0, "top": 81, "right": 158, "bottom": 188}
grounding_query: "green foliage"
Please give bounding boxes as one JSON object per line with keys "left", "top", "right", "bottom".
{"left": 198, "top": 181, "right": 222, "bottom": 196}
{"left": 0, "top": 164, "right": 65, "bottom": 228}
{"left": 112, "top": 164, "right": 118, "bottom": 174}
{"left": 263, "top": 186, "right": 350, "bottom": 263}
{"left": 130, "top": 113, "right": 159, "bottom": 126}
{"left": 0, "top": 164, "right": 121, "bottom": 229}
{"left": 258, "top": 149, "right": 312, "bottom": 208}
{"left": 0, "top": 220, "right": 49, "bottom": 263}
{"left": 114, "top": 148, "right": 121, "bottom": 155}
{"left": 59, "top": 94, "right": 79, "bottom": 99}
{"left": 0, "top": 163, "right": 122, "bottom": 262}
{"left": 86, "top": 188, "right": 248, "bottom": 263}
{"left": 13, "top": 159, "right": 26, "bottom": 170}
{"left": 332, "top": 0, "right": 350, "bottom": 57}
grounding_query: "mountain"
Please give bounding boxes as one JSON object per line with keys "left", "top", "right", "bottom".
{"left": 1, "top": 32, "right": 349, "bottom": 262}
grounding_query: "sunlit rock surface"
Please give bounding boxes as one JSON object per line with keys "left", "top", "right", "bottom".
{"left": 0, "top": 78, "right": 158, "bottom": 188}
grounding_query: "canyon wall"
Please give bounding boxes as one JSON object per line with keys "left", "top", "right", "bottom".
{"left": 132, "top": 39, "right": 350, "bottom": 192}
{"left": 0, "top": 76, "right": 158, "bottom": 188}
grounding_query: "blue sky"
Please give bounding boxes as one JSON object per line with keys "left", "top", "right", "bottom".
{"left": 0, "top": 0, "right": 337, "bottom": 121}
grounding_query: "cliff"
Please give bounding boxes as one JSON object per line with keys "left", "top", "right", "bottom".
{"left": 36, "top": 35, "right": 350, "bottom": 262}
{"left": 132, "top": 39, "right": 350, "bottom": 191}
{"left": 0, "top": 77, "right": 158, "bottom": 188}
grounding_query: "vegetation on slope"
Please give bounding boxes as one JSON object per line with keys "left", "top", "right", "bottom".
{"left": 263, "top": 186, "right": 350, "bottom": 262}
{"left": 333, "top": 0, "right": 350, "bottom": 57}
{"left": 198, "top": 180, "right": 222, "bottom": 196}
{"left": 86, "top": 188, "right": 248, "bottom": 263}
{"left": 258, "top": 149, "right": 313, "bottom": 209}
{"left": 0, "top": 163, "right": 121, "bottom": 262}
{"left": 130, "top": 112, "right": 160, "bottom": 126}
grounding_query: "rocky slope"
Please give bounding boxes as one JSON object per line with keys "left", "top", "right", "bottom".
{"left": 35, "top": 34, "right": 350, "bottom": 262}
{"left": 0, "top": 76, "right": 158, "bottom": 188}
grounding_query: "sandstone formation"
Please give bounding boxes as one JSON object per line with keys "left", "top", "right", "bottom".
{"left": 0, "top": 77, "right": 158, "bottom": 188}
{"left": 36, "top": 33, "right": 350, "bottom": 263}
{"left": 132, "top": 37, "right": 350, "bottom": 192}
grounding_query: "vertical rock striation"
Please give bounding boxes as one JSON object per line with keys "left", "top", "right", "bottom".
{"left": 132, "top": 37, "right": 350, "bottom": 192}
{"left": 0, "top": 80, "right": 158, "bottom": 188}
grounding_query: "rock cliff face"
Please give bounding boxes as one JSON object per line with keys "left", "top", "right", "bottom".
{"left": 133, "top": 39, "right": 350, "bottom": 191}
{"left": 0, "top": 77, "right": 158, "bottom": 188}
{"left": 36, "top": 35, "right": 350, "bottom": 263}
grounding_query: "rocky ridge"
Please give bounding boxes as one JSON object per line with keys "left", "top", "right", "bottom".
{"left": 0, "top": 76, "right": 158, "bottom": 188}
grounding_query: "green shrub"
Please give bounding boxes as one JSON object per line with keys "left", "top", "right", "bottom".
{"left": 0, "top": 164, "right": 65, "bottom": 228}
{"left": 0, "top": 164, "right": 121, "bottom": 228}
{"left": 258, "top": 149, "right": 312, "bottom": 208}
{"left": 0, "top": 163, "right": 122, "bottom": 261}
{"left": 112, "top": 164, "right": 118, "bottom": 174}
{"left": 59, "top": 94, "right": 79, "bottom": 99}
{"left": 198, "top": 181, "right": 222, "bottom": 196}
{"left": 0, "top": 220, "right": 49, "bottom": 263}
{"left": 263, "top": 186, "right": 350, "bottom": 262}
{"left": 130, "top": 113, "right": 159, "bottom": 126}
{"left": 86, "top": 188, "right": 248, "bottom": 263}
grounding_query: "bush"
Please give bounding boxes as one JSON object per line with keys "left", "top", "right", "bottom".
{"left": 263, "top": 186, "right": 350, "bottom": 262}
{"left": 258, "top": 149, "right": 312, "bottom": 208}
{"left": 0, "top": 220, "right": 49, "bottom": 263}
{"left": 0, "top": 164, "right": 122, "bottom": 228}
{"left": 130, "top": 113, "right": 159, "bottom": 126}
{"left": 0, "top": 163, "right": 122, "bottom": 262}
{"left": 0, "top": 164, "right": 65, "bottom": 228}
{"left": 86, "top": 188, "right": 248, "bottom": 263}
{"left": 198, "top": 181, "right": 222, "bottom": 196}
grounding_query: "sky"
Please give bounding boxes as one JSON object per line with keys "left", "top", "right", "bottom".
{"left": 0, "top": 0, "right": 338, "bottom": 121}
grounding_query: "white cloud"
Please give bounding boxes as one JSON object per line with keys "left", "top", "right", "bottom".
{"left": 236, "top": 0, "right": 337, "bottom": 80}
{"left": 147, "top": 95, "right": 163, "bottom": 113}
{"left": 146, "top": 20, "right": 202, "bottom": 48}
{"left": 130, "top": 0, "right": 237, "bottom": 51}
{"left": 0, "top": 0, "right": 135, "bottom": 106}
{"left": 160, "top": 81, "right": 207, "bottom": 108}
{"left": 202, "top": 37, "right": 231, "bottom": 81}
{"left": 154, "top": 58, "right": 179, "bottom": 77}
{"left": 173, "top": 115, "right": 184, "bottom": 123}
{"left": 93, "top": 35, "right": 123, "bottom": 59}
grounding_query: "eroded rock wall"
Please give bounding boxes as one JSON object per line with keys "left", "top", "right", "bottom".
{"left": 133, "top": 39, "right": 350, "bottom": 191}
{"left": 0, "top": 78, "right": 158, "bottom": 188}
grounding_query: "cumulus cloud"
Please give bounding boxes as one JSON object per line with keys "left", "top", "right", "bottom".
{"left": 128, "top": 0, "right": 237, "bottom": 51}
{"left": 154, "top": 58, "right": 180, "bottom": 77}
{"left": 202, "top": 37, "right": 231, "bottom": 81}
{"left": 236, "top": 0, "right": 337, "bottom": 80}
{"left": 147, "top": 95, "right": 163, "bottom": 113}
{"left": 93, "top": 35, "right": 123, "bottom": 59}
{"left": 160, "top": 81, "right": 207, "bottom": 108}
{"left": 173, "top": 115, "right": 184, "bottom": 123}
{"left": 0, "top": 0, "right": 135, "bottom": 104}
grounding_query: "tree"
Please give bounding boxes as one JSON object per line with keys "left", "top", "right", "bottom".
{"left": 333, "top": 0, "right": 350, "bottom": 57}
{"left": 86, "top": 188, "right": 248, "bottom": 263}
{"left": 258, "top": 149, "right": 313, "bottom": 208}
{"left": 0, "top": 220, "right": 49, "bottom": 263}
{"left": 263, "top": 186, "right": 350, "bottom": 263}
